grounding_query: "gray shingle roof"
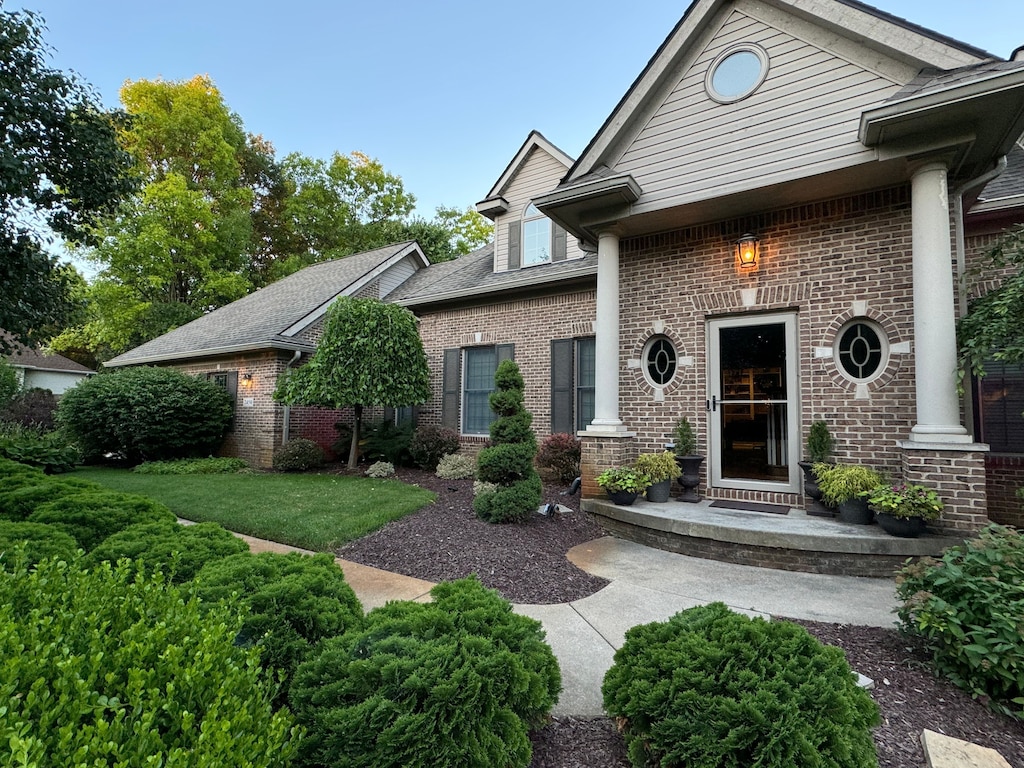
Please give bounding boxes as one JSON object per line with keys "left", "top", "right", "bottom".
{"left": 889, "top": 61, "right": 1024, "bottom": 101}
{"left": 2, "top": 334, "right": 94, "bottom": 373}
{"left": 106, "top": 243, "right": 418, "bottom": 366}
{"left": 979, "top": 141, "right": 1024, "bottom": 202}
{"left": 388, "top": 243, "right": 597, "bottom": 308}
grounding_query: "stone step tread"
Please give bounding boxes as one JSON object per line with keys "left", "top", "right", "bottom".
{"left": 922, "top": 729, "right": 1012, "bottom": 768}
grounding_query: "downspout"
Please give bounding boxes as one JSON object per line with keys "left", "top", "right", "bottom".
{"left": 952, "top": 155, "right": 1008, "bottom": 440}
{"left": 281, "top": 349, "right": 302, "bottom": 445}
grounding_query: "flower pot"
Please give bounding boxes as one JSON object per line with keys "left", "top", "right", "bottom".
{"left": 798, "top": 461, "right": 833, "bottom": 517}
{"left": 875, "top": 512, "right": 927, "bottom": 538}
{"left": 607, "top": 490, "right": 639, "bottom": 506}
{"left": 646, "top": 479, "right": 672, "bottom": 503}
{"left": 675, "top": 455, "right": 704, "bottom": 503}
{"left": 837, "top": 497, "right": 873, "bottom": 525}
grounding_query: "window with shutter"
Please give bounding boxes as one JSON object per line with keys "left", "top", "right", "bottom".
{"left": 974, "top": 359, "right": 1024, "bottom": 452}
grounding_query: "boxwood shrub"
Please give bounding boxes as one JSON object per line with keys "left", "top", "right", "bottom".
{"left": 896, "top": 524, "right": 1024, "bottom": 718}
{"left": 0, "top": 555, "right": 298, "bottom": 766}
{"left": 28, "top": 490, "right": 176, "bottom": 551}
{"left": 0, "top": 522, "right": 78, "bottom": 566}
{"left": 603, "top": 602, "right": 880, "bottom": 767}
{"left": 194, "top": 552, "right": 363, "bottom": 687}
{"left": 272, "top": 438, "right": 325, "bottom": 472}
{"left": 88, "top": 520, "right": 249, "bottom": 583}
{"left": 289, "top": 577, "right": 559, "bottom": 768}
{"left": 0, "top": 476, "right": 99, "bottom": 521}
{"left": 56, "top": 366, "right": 233, "bottom": 463}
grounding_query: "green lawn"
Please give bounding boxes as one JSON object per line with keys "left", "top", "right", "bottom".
{"left": 74, "top": 468, "right": 436, "bottom": 552}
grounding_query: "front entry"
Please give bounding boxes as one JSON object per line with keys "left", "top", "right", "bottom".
{"left": 708, "top": 313, "right": 800, "bottom": 494}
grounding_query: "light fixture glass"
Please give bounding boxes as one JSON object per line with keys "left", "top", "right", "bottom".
{"left": 735, "top": 233, "right": 760, "bottom": 269}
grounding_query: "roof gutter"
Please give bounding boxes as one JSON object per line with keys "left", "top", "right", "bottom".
{"left": 103, "top": 340, "right": 313, "bottom": 368}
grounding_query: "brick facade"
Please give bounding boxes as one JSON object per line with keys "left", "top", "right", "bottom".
{"left": 984, "top": 454, "right": 1024, "bottom": 528}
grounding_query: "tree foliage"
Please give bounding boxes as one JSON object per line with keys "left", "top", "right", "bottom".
{"left": 274, "top": 297, "right": 431, "bottom": 468}
{"left": 0, "top": 7, "right": 133, "bottom": 353}
{"left": 958, "top": 224, "right": 1024, "bottom": 380}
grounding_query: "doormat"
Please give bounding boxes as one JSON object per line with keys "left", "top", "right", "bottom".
{"left": 709, "top": 500, "right": 791, "bottom": 515}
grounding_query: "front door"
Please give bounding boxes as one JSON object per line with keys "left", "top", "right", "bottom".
{"left": 708, "top": 313, "right": 800, "bottom": 493}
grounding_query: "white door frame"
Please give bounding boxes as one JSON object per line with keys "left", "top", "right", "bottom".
{"left": 707, "top": 312, "right": 800, "bottom": 494}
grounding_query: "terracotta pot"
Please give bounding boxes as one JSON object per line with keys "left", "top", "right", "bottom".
{"left": 675, "top": 455, "right": 705, "bottom": 503}
{"left": 875, "top": 512, "right": 927, "bottom": 538}
{"left": 646, "top": 479, "right": 672, "bottom": 503}
{"left": 607, "top": 490, "right": 639, "bottom": 506}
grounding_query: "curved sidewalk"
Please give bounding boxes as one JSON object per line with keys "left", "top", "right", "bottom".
{"left": 235, "top": 531, "right": 899, "bottom": 718}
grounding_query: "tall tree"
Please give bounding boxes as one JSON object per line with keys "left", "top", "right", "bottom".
{"left": 274, "top": 297, "right": 431, "bottom": 469}
{"left": 0, "top": 7, "right": 133, "bottom": 353}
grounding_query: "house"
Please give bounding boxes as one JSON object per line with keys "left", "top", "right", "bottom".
{"left": 2, "top": 336, "right": 94, "bottom": 395}
{"left": 106, "top": 0, "right": 1024, "bottom": 534}
{"left": 105, "top": 242, "right": 430, "bottom": 466}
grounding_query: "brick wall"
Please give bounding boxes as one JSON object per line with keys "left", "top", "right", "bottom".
{"left": 985, "top": 454, "right": 1024, "bottom": 528}
{"left": 901, "top": 445, "right": 988, "bottom": 533}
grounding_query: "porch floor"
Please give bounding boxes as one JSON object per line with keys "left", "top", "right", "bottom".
{"left": 581, "top": 496, "right": 964, "bottom": 577}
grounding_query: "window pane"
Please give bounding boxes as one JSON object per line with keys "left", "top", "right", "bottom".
{"left": 576, "top": 337, "right": 596, "bottom": 432}
{"left": 977, "top": 360, "right": 1024, "bottom": 452}
{"left": 463, "top": 347, "right": 497, "bottom": 434}
{"left": 522, "top": 217, "right": 550, "bottom": 265}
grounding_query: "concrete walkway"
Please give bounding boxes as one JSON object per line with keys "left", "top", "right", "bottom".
{"left": 233, "top": 529, "right": 900, "bottom": 718}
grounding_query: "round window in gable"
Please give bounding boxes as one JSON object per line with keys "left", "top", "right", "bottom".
{"left": 644, "top": 335, "right": 678, "bottom": 387}
{"left": 706, "top": 44, "right": 769, "bottom": 104}
{"left": 834, "top": 320, "right": 888, "bottom": 383}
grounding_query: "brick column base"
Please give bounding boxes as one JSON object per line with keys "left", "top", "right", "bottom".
{"left": 580, "top": 433, "right": 638, "bottom": 500}
{"left": 898, "top": 441, "right": 989, "bottom": 535}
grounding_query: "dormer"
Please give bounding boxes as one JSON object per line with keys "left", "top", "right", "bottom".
{"left": 476, "top": 131, "right": 585, "bottom": 273}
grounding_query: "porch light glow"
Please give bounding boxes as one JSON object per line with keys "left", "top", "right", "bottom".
{"left": 735, "top": 233, "right": 760, "bottom": 269}
{"left": 242, "top": 373, "right": 253, "bottom": 385}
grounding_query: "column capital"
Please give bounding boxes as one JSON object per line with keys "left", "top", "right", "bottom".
{"left": 597, "top": 225, "right": 624, "bottom": 240}
{"left": 908, "top": 156, "right": 952, "bottom": 178}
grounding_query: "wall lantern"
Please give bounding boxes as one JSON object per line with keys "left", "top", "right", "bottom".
{"left": 242, "top": 373, "right": 253, "bottom": 385}
{"left": 734, "top": 233, "right": 760, "bottom": 270}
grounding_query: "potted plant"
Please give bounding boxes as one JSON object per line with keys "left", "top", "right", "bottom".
{"left": 634, "top": 451, "right": 682, "bottom": 503}
{"left": 799, "top": 421, "right": 834, "bottom": 516}
{"left": 596, "top": 467, "right": 651, "bottom": 506}
{"left": 866, "top": 483, "right": 942, "bottom": 537}
{"left": 814, "top": 463, "right": 883, "bottom": 525}
{"left": 671, "top": 417, "right": 705, "bottom": 503}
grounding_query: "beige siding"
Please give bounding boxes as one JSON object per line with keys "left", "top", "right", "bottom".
{"left": 616, "top": 8, "right": 904, "bottom": 213}
{"left": 493, "top": 148, "right": 582, "bottom": 272}
{"left": 379, "top": 255, "right": 419, "bottom": 298}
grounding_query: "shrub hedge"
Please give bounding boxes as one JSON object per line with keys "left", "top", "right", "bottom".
{"left": 0, "top": 475, "right": 99, "bottom": 521}
{"left": 408, "top": 425, "right": 460, "bottom": 471}
{"left": 896, "top": 524, "right": 1024, "bottom": 719}
{"left": 435, "top": 452, "right": 476, "bottom": 480}
{"left": 0, "top": 555, "right": 298, "bottom": 767}
{"left": 289, "top": 577, "right": 559, "bottom": 768}
{"left": 28, "top": 490, "right": 176, "bottom": 551}
{"left": 536, "top": 433, "right": 581, "bottom": 483}
{"left": 133, "top": 457, "right": 250, "bottom": 474}
{"left": 0, "top": 387, "right": 59, "bottom": 430}
{"left": 56, "top": 366, "right": 233, "bottom": 464}
{"left": 272, "top": 438, "right": 325, "bottom": 472}
{"left": 603, "top": 602, "right": 880, "bottom": 767}
{"left": 88, "top": 520, "right": 249, "bottom": 583}
{"left": 0, "top": 521, "right": 78, "bottom": 566}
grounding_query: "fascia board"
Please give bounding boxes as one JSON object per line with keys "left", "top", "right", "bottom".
{"left": 394, "top": 264, "right": 597, "bottom": 308}
{"left": 104, "top": 340, "right": 314, "bottom": 368}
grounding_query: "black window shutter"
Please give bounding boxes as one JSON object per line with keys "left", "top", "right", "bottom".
{"left": 496, "top": 344, "right": 515, "bottom": 364}
{"left": 552, "top": 225, "right": 567, "bottom": 262}
{"left": 550, "top": 339, "right": 574, "bottom": 434}
{"left": 442, "top": 348, "right": 461, "bottom": 431}
{"left": 507, "top": 222, "right": 521, "bottom": 270}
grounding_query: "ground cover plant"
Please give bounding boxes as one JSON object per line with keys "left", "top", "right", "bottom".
{"left": 0, "top": 554, "right": 298, "bottom": 767}
{"left": 602, "top": 602, "right": 880, "bottom": 767}
{"left": 133, "top": 456, "right": 251, "bottom": 474}
{"left": 28, "top": 489, "right": 176, "bottom": 551}
{"left": 289, "top": 577, "right": 559, "bottom": 768}
{"left": 73, "top": 467, "right": 436, "bottom": 551}
{"left": 0, "top": 520, "right": 77, "bottom": 566}
{"left": 0, "top": 422, "right": 78, "bottom": 473}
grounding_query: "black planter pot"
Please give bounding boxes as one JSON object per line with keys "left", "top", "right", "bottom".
{"left": 837, "top": 497, "right": 873, "bottom": 525}
{"left": 607, "top": 490, "right": 639, "bottom": 506}
{"left": 798, "top": 461, "right": 833, "bottom": 517}
{"left": 646, "top": 479, "right": 672, "bottom": 503}
{"left": 675, "top": 455, "right": 705, "bottom": 503}
{"left": 875, "top": 512, "right": 927, "bottom": 538}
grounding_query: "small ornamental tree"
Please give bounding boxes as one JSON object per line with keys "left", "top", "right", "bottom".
{"left": 473, "top": 360, "right": 542, "bottom": 523}
{"left": 274, "top": 297, "right": 430, "bottom": 469}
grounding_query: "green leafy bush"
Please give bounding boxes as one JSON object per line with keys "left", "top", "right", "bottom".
{"left": 0, "top": 423, "right": 79, "bottom": 473}
{"left": 536, "top": 433, "right": 581, "bottom": 483}
{"left": 895, "top": 524, "right": 1024, "bottom": 718}
{"left": 0, "top": 387, "right": 59, "bottom": 430}
{"left": 28, "top": 490, "right": 176, "bottom": 551}
{"left": 88, "top": 520, "right": 249, "bottom": 583}
{"left": 603, "top": 602, "right": 880, "bottom": 767}
{"left": 272, "top": 438, "right": 326, "bottom": 471}
{"left": 0, "top": 555, "right": 298, "bottom": 766}
{"left": 0, "top": 475, "right": 99, "bottom": 521}
{"left": 435, "top": 452, "right": 476, "bottom": 480}
{"left": 0, "top": 521, "right": 78, "bottom": 566}
{"left": 195, "top": 552, "right": 363, "bottom": 688}
{"left": 361, "top": 419, "right": 414, "bottom": 466}
{"left": 133, "top": 456, "right": 251, "bottom": 474}
{"left": 56, "top": 366, "right": 233, "bottom": 464}
{"left": 289, "top": 577, "right": 559, "bottom": 768}
{"left": 0, "top": 358, "right": 17, "bottom": 408}
{"left": 365, "top": 460, "right": 395, "bottom": 478}
{"left": 409, "top": 425, "right": 461, "bottom": 470}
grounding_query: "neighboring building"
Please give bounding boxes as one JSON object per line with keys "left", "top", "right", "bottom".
{"left": 106, "top": 0, "right": 1024, "bottom": 532}
{"left": 2, "top": 337, "right": 94, "bottom": 395}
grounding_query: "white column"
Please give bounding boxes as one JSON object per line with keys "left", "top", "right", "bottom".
{"left": 588, "top": 227, "right": 629, "bottom": 433}
{"left": 909, "top": 161, "right": 971, "bottom": 443}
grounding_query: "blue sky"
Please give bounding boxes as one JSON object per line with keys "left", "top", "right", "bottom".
{"left": 15, "top": 0, "right": 1024, "bottom": 219}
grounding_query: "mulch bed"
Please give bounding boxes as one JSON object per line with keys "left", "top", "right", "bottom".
{"left": 333, "top": 467, "right": 1024, "bottom": 768}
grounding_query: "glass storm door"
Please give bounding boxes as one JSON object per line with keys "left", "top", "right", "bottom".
{"left": 708, "top": 314, "right": 800, "bottom": 493}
